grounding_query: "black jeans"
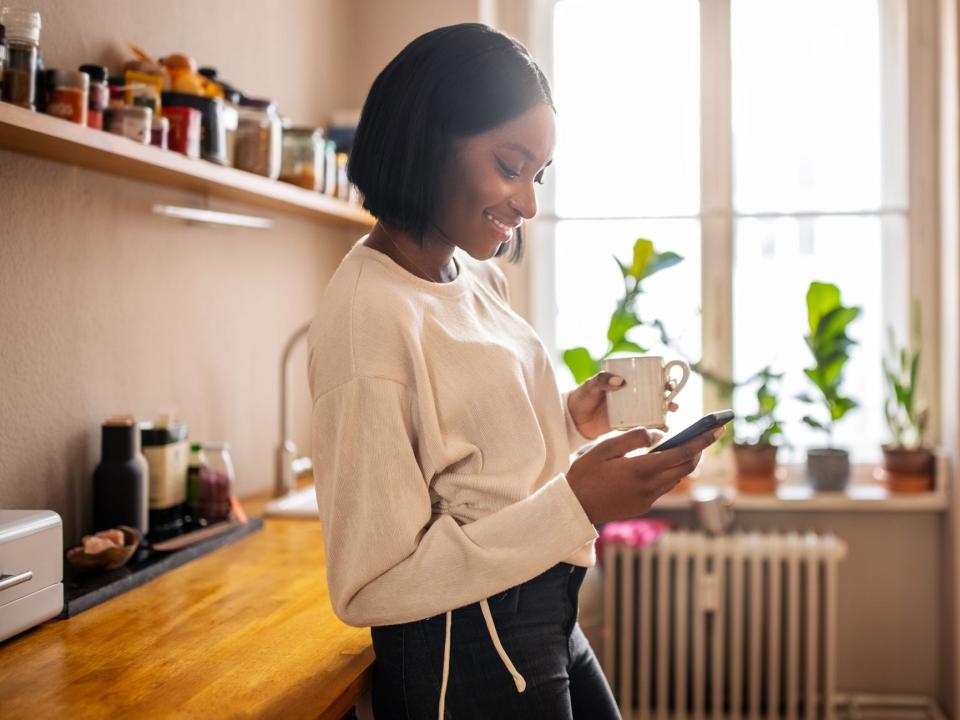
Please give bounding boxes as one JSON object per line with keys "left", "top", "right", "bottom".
{"left": 370, "top": 563, "right": 621, "bottom": 719}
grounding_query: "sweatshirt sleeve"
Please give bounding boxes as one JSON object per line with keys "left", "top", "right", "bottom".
{"left": 561, "top": 388, "right": 594, "bottom": 455}
{"left": 312, "top": 375, "right": 598, "bottom": 627}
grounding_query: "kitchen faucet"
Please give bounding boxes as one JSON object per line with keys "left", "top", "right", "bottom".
{"left": 275, "top": 321, "right": 314, "bottom": 496}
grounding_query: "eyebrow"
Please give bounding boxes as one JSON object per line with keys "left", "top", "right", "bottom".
{"left": 500, "top": 142, "right": 553, "bottom": 168}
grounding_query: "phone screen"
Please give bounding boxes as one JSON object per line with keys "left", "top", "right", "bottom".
{"left": 648, "top": 410, "right": 734, "bottom": 453}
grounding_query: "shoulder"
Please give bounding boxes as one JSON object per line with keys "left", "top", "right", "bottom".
{"left": 308, "top": 245, "right": 423, "bottom": 396}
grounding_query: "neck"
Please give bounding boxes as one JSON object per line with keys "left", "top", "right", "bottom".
{"left": 368, "top": 221, "right": 458, "bottom": 283}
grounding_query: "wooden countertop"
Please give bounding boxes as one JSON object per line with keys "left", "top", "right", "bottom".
{"left": 0, "top": 490, "right": 374, "bottom": 720}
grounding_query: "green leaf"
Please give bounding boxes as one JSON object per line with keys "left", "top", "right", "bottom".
{"left": 562, "top": 347, "right": 600, "bottom": 384}
{"left": 629, "top": 239, "right": 655, "bottom": 280}
{"left": 806, "top": 282, "right": 841, "bottom": 336}
{"left": 607, "top": 308, "right": 641, "bottom": 345}
{"left": 802, "top": 415, "right": 827, "bottom": 431}
{"left": 795, "top": 392, "right": 816, "bottom": 404}
{"left": 614, "top": 257, "right": 630, "bottom": 279}
{"left": 830, "top": 396, "right": 858, "bottom": 421}
{"left": 816, "top": 306, "right": 861, "bottom": 341}
{"left": 641, "top": 251, "right": 684, "bottom": 280}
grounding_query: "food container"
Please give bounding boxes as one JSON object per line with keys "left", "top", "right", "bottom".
{"left": 162, "top": 91, "right": 226, "bottom": 165}
{"left": 150, "top": 115, "right": 169, "bottom": 150}
{"left": 0, "top": 510, "right": 63, "bottom": 643}
{"left": 234, "top": 97, "right": 281, "bottom": 179}
{"left": 280, "top": 126, "right": 323, "bottom": 190}
{"left": 44, "top": 69, "right": 88, "bottom": 125}
{"left": 162, "top": 105, "right": 201, "bottom": 159}
{"left": 78, "top": 64, "right": 109, "bottom": 129}
{"left": 0, "top": 7, "right": 40, "bottom": 110}
{"left": 141, "top": 415, "right": 190, "bottom": 541}
{"left": 104, "top": 105, "right": 152, "bottom": 144}
{"left": 322, "top": 139, "right": 337, "bottom": 195}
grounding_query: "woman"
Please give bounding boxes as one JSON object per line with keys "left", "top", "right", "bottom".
{"left": 308, "top": 23, "right": 723, "bottom": 720}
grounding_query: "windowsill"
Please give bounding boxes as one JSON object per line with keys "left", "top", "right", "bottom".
{"left": 649, "top": 451, "right": 950, "bottom": 513}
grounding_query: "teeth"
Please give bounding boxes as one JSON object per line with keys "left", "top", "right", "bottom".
{"left": 485, "top": 212, "right": 514, "bottom": 232}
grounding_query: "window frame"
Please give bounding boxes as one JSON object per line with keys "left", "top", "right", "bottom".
{"left": 520, "top": 0, "right": 942, "bottom": 456}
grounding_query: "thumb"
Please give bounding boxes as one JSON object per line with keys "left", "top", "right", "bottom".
{"left": 590, "top": 371, "right": 626, "bottom": 392}
{"left": 596, "top": 426, "right": 664, "bottom": 459}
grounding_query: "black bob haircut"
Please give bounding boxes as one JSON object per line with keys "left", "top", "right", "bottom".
{"left": 347, "top": 23, "right": 555, "bottom": 264}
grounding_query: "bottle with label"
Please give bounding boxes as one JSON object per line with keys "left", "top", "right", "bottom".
{"left": 141, "top": 413, "right": 189, "bottom": 541}
{"left": 92, "top": 416, "right": 147, "bottom": 537}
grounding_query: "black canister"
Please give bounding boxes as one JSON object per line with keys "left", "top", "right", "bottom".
{"left": 92, "top": 416, "right": 147, "bottom": 537}
{"left": 161, "top": 91, "right": 226, "bottom": 165}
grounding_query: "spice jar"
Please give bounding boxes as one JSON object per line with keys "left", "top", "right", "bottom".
{"left": 200, "top": 442, "right": 234, "bottom": 523}
{"left": 105, "top": 105, "right": 152, "bottom": 144}
{"left": 151, "top": 115, "right": 169, "bottom": 149}
{"left": 162, "top": 105, "right": 201, "bottom": 159}
{"left": 0, "top": 25, "right": 7, "bottom": 90}
{"left": 280, "top": 126, "right": 323, "bottom": 190}
{"left": 79, "top": 64, "right": 108, "bottom": 130}
{"left": 44, "top": 69, "right": 88, "bottom": 125}
{"left": 322, "top": 139, "right": 337, "bottom": 195}
{"left": 234, "top": 97, "right": 281, "bottom": 179}
{"left": 0, "top": 7, "right": 40, "bottom": 110}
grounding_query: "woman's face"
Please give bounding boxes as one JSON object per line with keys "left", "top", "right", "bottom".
{"left": 432, "top": 102, "right": 556, "bottom": 260}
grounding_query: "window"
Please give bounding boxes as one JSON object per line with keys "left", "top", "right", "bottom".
{"left": 544, "top": 0, "right": 935, "bottom": 463}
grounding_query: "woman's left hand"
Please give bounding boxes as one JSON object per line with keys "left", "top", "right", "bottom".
{"left": 567, "top": 372, "right": 680, "bottom": 440}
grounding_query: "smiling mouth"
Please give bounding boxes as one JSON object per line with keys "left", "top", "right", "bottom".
{"left": 484, "top": 211, "right": 519, "bottom": 239}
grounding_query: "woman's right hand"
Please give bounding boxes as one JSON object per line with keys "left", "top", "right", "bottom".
{"left": 565, "top": 426, "right": 724, "bottom": 524}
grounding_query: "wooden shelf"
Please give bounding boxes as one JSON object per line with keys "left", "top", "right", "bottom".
{"left": 0, "top": 102, "right": 375, "bottom": 228}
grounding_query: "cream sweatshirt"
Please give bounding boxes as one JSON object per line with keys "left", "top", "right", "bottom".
{"left": 308, "top": 236, "right": 599, "bottom": 632}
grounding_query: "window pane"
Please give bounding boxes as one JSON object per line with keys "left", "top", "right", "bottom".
{"left": 554, "top": 219, "right": 703, "bottom": 433}
{"left": 733, "top": 216, "right": 908, "bottom": 463}
{"left": 732, "top": 0, "right": 883, "bottom": 213}
{"left": 553, "top": 0, "right": 700, "bottom": 217}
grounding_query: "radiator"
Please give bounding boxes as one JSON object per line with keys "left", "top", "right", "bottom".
{"left": 601, "top": 531, "right": 848, "bottom": 720}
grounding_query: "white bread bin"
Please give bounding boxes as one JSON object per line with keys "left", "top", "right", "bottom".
{"left": 0, "top": 510, "right": 63, "bottom": 643}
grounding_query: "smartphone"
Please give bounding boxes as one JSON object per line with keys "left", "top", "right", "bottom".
{"left": 648, "top": 410, "right": 735, "bottom": 453}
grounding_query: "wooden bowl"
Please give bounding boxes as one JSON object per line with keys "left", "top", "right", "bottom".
{"left": 66, "top": 526, "right": 140, "bottom": 572}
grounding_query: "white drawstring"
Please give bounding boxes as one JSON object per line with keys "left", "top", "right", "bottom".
{"left": 436, "top": 599, "right": 528, "bottom": 719}
{"left": 480, "top": 598, "right": 527, "bottom": 693}
{"left": 438, "top": 610, "right": 452, "bottom": 719}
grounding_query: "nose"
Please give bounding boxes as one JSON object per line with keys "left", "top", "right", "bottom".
{"left": 510, "top": 180, "right": 538, "bottom": 221}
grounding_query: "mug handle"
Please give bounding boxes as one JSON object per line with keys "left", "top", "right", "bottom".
{"left": 663, "top": 360, "right": 690, "bottom": 406}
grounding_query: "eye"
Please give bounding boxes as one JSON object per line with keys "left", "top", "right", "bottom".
{"left": 535, "top": 171, "right": 546, "bottom": 186}
{"left": 496, "top": 158, "right": 520, "bottom": 180}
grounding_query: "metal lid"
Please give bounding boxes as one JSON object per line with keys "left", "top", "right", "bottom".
{"left": 78, "top": 64, "right": 109, "bottom": 83}
{"left": 0, "top": 7, "right": 40, "bottom": 44}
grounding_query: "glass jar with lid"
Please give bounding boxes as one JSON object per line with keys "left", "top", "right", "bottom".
{"left": 200, "top": 442, "right": 234, "bottom": 523}
{"left": 280, "top": 126, "right": 323, "bottom": 190}
{"left": 1, "top": 7, "right": 41, "bottom": 110}
{"left": 233, "top": 97, "right": 281, "bottom": 179}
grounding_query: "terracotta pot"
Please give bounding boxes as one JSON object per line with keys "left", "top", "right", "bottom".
{"left": 806, "top": 448, "right": 850, "bottom": 492}
{"left": 733, "top": 443, "right": 778, "bottom": 476}
{"left": 880, "top": 445, "right": 934, "bottom": 492}
{"left": 733, "top": 443, "right": 778, "bottom": 494}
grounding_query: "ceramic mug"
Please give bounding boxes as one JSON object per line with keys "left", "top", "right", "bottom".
{"left": 603, "top": 355, "right": 690, "bottom": 430}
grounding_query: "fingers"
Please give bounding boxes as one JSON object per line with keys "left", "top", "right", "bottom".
{"left": 595, "top": 426, "right": 664, "bottom": 459}
{"left": 592, "top": 371, "right": 625, "bottom": 391}
{"left": 645, "top": 427, "right": 724, "bottom": 471}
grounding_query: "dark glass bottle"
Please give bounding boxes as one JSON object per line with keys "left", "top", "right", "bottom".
{"left": 92, "top": 416, "right": 147, "bottom": 536}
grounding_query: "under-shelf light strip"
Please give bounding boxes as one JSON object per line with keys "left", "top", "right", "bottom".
{"left": 152, "top": 204, "right": 274, "bottom": 230}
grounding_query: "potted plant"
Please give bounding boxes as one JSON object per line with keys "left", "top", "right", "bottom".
{"left": 732, "top": 366, "right": 785, "bottom": 488}
{"left": 881, "top": 306, "right": 933, "bottom": 491}
{"left": 797, "top": 281, "right": 862, "bottom": 491}
{"left": 562, "top": 238, "right": 683, "bottom": 383}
